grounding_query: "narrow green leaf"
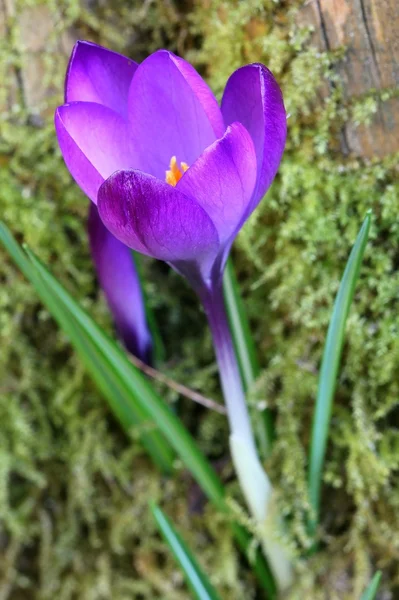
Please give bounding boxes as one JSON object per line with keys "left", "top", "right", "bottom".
{"left": 151, "top": 503, "right": 221, "bottom": 600}
{"left": 361, "top": 572, "right": 382, "bottom": 600}
{"left": 230, "top": 521, "right": 276, "bottom": 597}
{"left": 0, "top": 222, "right": 174, "bottom": 472}
{"left": 223, "top": 258, "right": 274, "bottom": 456}
{"left": 27, "top": 246, "right": 226, "bottom": 508}
{"left": 0, "top": 223, "right": 277, "bottom": 596}
{"left": 308, "top": 212, "right": 371, "bottom": 535}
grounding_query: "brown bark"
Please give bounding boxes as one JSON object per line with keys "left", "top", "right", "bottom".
{"left": 298, "top": 0, "right": 399, "bottom": 158}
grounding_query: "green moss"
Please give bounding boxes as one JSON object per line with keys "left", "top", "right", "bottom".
{"left": 1, "top": 0, "right": 398, "bottom": 597}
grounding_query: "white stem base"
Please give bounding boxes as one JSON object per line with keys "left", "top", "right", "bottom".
{"left": 230, "top": 434, "right": 293, "bottom": 592}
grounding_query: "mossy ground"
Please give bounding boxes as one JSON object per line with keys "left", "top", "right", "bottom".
{"left": 1, "top": 0, "right": 398, "bottom": 598}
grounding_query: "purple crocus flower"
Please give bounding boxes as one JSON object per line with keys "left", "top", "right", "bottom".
{"left": 60, "top": 41, "right": 152, "bottom": 363}
{"left": 55, "top": 40, "right": 286, "bottom": 442}
{"left": 56, "top": 42, "right": 285, "bottom": 289}
{"left": 55, "top": 41, "right": 290, "bottom": 588}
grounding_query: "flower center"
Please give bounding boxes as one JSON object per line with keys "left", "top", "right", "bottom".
{"left": 165, "top": 156, "right": 189, "bottom": 186}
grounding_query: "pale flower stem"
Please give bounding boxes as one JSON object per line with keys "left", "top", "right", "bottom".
{"left": 201, "top": 282, "right": 257, "bottom": 451}
{"left": 200, "top": 281, "right": 293, "bottom": 592}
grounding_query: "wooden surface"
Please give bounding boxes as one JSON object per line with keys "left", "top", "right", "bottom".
{"left": 2, "top": 0, "right": 398, "bottom": 158}
{"left": 298, "top": 0, "right": 399, "bottom": 158}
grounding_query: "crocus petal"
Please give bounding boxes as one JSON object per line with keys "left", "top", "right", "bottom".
{"left": 176, "top": 122, "right": 256, "bottom": 247}
{"left": 88, "top": 204, "right": 152, "bottom": 362}
{"left": 55, "top": 102, "right": 137, "bottom": 203}
{"left": 166, "top": 54, "right": 225, "bottom": 140}
{"left": 65, "top": 40, "right": 138, "bottom": 118}
{"left": 97, "top": 170, "right": 220, "bottom": 284}
{"left": 221, "top": 64, "right": 286, "bottom": 213}
{"left": 128, "top": 50, "right": 225, "bottom": 179}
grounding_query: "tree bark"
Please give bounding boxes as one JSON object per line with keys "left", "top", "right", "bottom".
{"left": 298, "top": 0, "right": 399, "bottom": 158}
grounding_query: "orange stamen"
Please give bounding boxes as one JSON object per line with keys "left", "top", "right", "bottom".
{"left": 166, "top": 156, "right": 189, "bottom": 186}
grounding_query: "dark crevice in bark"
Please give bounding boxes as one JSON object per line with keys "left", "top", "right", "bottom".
{"left": 315, "top": 0, "right": 331, "bottom": 52}
{"left": 339, "top": 129, "right": 350, "bottom": 156}
{"left": 358, "top": 0, "right": 382, "bottom": 84}
{"left": 315, "top": 0, "right": 350, "bottom": 153}
{"left": 358, "top": 0, "right": 388, "bottom": 132}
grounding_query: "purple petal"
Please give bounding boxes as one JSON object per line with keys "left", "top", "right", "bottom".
{"left": 55, "top": 102, "right": 137, "bottom": 203}
{"left": 65, "top": 41, "right": 138, "bottom": 119}
{"left": 176, "top": 122, "right": 256, "bottom": 246}
{"left": 97, "top": 170, "right": 220, "bottom": 284}
{"left": 88, "top": 204, "right": 152, "bottom": 362}
{"left": 127, "top": 50, "right": 224, "bottom": 179}
{"left": 168, "top": 54, "right": 225, "bottom": 139}
{"left": 221, "top": 64, "right": 286, "bottom": 213}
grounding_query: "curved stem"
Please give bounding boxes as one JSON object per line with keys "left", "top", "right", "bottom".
{"left": 200, "top": 282, "right": 257, "bottom": 452}
{"left": 200, "top": 281, "right": 293, "bottom": 592}
{"left": 223, "top": 258, "right": 274, "bottom": 456}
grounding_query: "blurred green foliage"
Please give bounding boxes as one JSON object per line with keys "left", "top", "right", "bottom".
{"left": 0, "top": 0, "right": 398, "bottom": 598}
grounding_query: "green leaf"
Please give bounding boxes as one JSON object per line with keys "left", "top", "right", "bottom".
{"left": 150, "top": 503, "right": 221, "bottom": 600}
{"left": 231, "top": 522, "right": 276, "bottom": 597}
{"left": 223, "top": 258, "right": 274, "bottom": 456}
{"left": 308, "top": 212, "right": 371, "bottom": 535}
{"left": 0, "top": 223, "right": 277, "bottom": 596}
{"left": 0, "top": 222, "right": 174, "bottom": 472}
{"left": 29, "top": 248, "right": 226, "bottom": 507}
{"left": 361, "top": 572, "right": 382, "bottom": 600}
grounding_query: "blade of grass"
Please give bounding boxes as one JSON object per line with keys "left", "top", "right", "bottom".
{"left": 223, "top": 258, "right": 274, "bottom": 457}
{"left": 0, "top": 223, "right": 174, "bottom": 472}
{"left": 0, "top": 224, "right": 276, "bottom": 596}
{"left": 308, "top": 212, "right": 371, "bottom": 536}
{"left": 150, "top": 503, "right": 222, "bottom": 600}
{"left": 231, "top": 522, "right": 276, "bottom": 596}
{"left": 361, "top": 572, "right": 382, "bottom": 600}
